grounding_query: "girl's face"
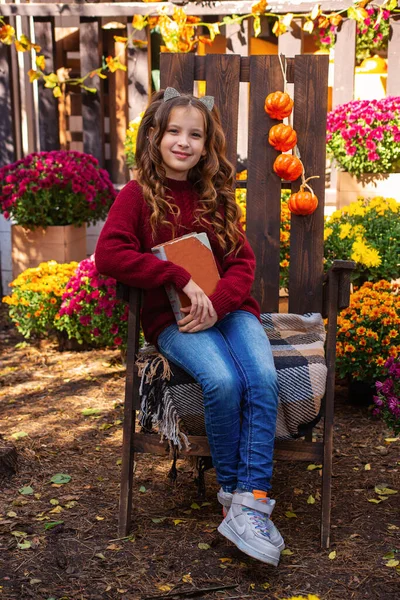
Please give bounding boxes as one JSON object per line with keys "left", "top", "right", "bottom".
{"left": 158, "top": 106, "right": 206, "bottom": 180}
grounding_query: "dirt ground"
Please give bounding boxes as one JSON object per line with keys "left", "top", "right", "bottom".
{"left": 0, "top": 305, "right": 399, "bottom": 600}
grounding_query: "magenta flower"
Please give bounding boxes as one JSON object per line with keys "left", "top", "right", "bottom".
{"left": 346, "top": 146, "right": 357, "bottom": 157}
{"left": 366, "top": 139, "right": 376, "bottom": 151}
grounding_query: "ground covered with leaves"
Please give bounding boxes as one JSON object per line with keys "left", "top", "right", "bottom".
{"left": 0, "top": 306, "right": 399, "bottom": 600}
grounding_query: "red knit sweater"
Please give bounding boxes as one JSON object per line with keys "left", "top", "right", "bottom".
{"left": 95, "top": 178, "right": 260, "bottom": 345}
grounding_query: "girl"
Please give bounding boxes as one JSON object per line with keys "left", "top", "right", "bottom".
{"left": 95, "top": 88, "right": 284, "bottom": 566}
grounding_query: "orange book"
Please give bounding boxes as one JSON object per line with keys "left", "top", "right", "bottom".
{"left": 152, "top": 232, "right": 220, "bottom": 322}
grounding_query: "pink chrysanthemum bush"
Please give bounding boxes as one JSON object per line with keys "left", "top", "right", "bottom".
{"left": 0, "top": 150, "right": 116, "bottom": 229}
{"left": 326, "top": 97, "right": 400, "bottom": 176}
{"left": 373, "top": 358, "right": 400, "bottom": 436}
{"left": 56, "top": 256, "right": 129, "bottom": 348}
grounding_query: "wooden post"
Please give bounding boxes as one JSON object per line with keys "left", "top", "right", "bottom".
{"left": 118, "top": 288, "right": 142, "bottom": 537}
{"left": 127, "top": 23, "right": 151, "bottom": 122}
{"left": 278, "top": 18, "right": 304, "bottom": 56}
{"left": 247, "top": 55, "right": 282, "bottom": 313}
{"left": 106, "top": 27, "right": 129, "bottom": 184}
{"left": 321, "top": 267, "right": 339, "bottom": 549}
{"left": 0, "top": 27, "right": 15, "bottom": 167}
{"left": 289, "top": 55, "right": 328, "bottom": 315}
{"left": 34, "top": 17, "right": 60, "bottom": 151}
{"left": 204, "top": 54, "right": 240, "bottom": 173}
{"left": 331, "top": 18, "right": 356, "bottom": 202}
{"left": 15, "top": 15, "right": 38, "bottom": 155}
{"left": 332, "top": 18, "right": 356, "bottom": 107}
{"left": 80, "top": 17, "right": 104, "bottom": 164}
{"left": 225, "top": 20, "right": 249, "bottom": 166}
{"left": 387, "top": 16, "right": 400, "bottom": 97}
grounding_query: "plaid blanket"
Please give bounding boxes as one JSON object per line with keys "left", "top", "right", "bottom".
{"left": 137, "top": 313, "right": 327, "bottom": 449}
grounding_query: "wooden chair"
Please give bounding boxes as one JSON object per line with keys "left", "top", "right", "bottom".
{"left": 116, "top": 53, "right": 354, "bottom": 549}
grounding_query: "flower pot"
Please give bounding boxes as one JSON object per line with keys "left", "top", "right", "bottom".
{"left": 348, "top": 379, "right": 375, "bottom": 406}
{"left": 336, "top": 171, "right": 400, "bottom": 209}
{"left": 55, "top": 330, "right": 90, "bottom": 352}
{"left": 11, "top": 224, "right": 87, "bottom": 278}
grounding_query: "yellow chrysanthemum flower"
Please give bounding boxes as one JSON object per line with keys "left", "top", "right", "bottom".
{"left": 339, "top": 222, "right": 352, "bottom": 239}
{"left": 351, "top": 239, "right": 381, "bottom": 268}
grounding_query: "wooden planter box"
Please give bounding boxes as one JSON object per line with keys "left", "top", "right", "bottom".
{"left": 11, "top": 224, "right": 87, "bottom": 278}
{"left": 337, "top": 171, "right": 400, "bottom": 209}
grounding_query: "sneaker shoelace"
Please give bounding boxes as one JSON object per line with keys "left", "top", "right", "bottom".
{"left": 242, "top": 507, "right": 272, "bottom": 539}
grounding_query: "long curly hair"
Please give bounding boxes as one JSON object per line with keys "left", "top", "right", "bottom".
{"left": 135, "top": 90, "right": 243, "bottom": 256}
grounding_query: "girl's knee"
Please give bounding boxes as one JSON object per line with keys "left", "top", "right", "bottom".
{"left": 252, "top": 365, "right": 279, "bottom": 395}
{"left": 203, "top": 370, "right": 241, "bottom": 410}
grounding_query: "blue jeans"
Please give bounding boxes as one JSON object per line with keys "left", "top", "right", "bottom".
{"left": 157, "top": 310, "right": 279, "bottom": 493}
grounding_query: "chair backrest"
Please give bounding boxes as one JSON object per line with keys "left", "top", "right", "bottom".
{"left": 160, "top": 53, "right": 329, "bottom": 315}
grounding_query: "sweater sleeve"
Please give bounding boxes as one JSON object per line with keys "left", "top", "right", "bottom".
{"left": 208, "top": 228, "right": 256, "bottom": 320}
{"left": 95, "top": 182, "right": 191, "bottom": 290}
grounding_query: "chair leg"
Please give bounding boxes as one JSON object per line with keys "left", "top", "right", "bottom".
{"left": 118, "top": 415, "right": 136, "bottom": 537}
{"left": 118, "top": 287, "right": 141, "bottom": 537}
{"left": 320, "top": 413, "right": 333, "bottom": 549}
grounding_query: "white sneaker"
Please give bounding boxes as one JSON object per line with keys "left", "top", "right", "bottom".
{"left": 217, "top": 488, "right": 285, "bottom": 551}
{"left": 217, "top": 491, "right": 284, "bottom": 566}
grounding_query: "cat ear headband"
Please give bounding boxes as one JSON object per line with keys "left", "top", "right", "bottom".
{"left": 164, "top": 86, "right": 214, "bottom": 111}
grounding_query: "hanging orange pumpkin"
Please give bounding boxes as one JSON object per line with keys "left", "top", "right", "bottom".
{"left": 273, "top": 154, "right": 303, "bottom": 181}
{"left": 264, "top": 91, "right": 294, "bottom": 120}
{"left": 268, "top": 124, "right": 297, "bottom": 152}
{"left": 288, "top": 190, "right": 318, "bottom": 216}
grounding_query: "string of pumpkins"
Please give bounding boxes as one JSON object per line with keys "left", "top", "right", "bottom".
{"left": 264, "top": 91, "right": 318, "bottom": 216}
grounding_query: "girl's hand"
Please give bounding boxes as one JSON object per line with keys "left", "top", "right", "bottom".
{"left": 178, "top": 306, "right": 217, "bottom": 333}
{"left": 181, "top": 279, "right": 215, "bottom": 323}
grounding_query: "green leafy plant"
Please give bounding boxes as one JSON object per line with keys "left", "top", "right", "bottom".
{"left": 324, "top": 196, "right": 400, "bottom": 287}
{"left": 0, "top": 150, "right": 116, "bottom": 229}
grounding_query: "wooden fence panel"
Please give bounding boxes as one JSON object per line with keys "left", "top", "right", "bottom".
{"left": 204, "top": 54, "right": 240, "bottom": 171}
{"left": 388, "top": 16, "right": 400, "bottom": 97}
{"left": 246, "top": 55, "right": 282, "bottom": 312}
{"left": 0, "top": 31, "right": 15, "bottom": 167}
{"left": 127, "top": 24, "right": 151, "bottom": 122}
{"left": 160, "top": 53, "right": 195, "bottom": 94}
{"left": 18, "top": 15, "right": 38, "bottom": 154}
{"left": 278, "top": 18, "right": 304, "bottom": 56}
{"left": 289, "top": 54, "right": 328, "bottom": 314}
{"left": 80, "top": 17, "right": 104, "bottom": 164}
{"left": 34, "top": 18, "right": 60, "bottom": 151}
{"left": 332, "top": 18, "right": 356, "bottom": 107}
{"left": 107, "top": 28, "right": 128, "bottom": 184}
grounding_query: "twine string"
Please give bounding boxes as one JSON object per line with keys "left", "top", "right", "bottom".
{"left": 278, "top": 53, "right": 287, "bottom": 94}
{"left": 299, "top": 166, "right": 320, "bottom": 195}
